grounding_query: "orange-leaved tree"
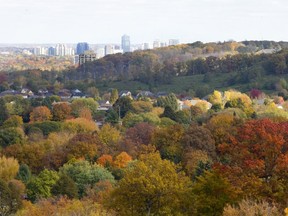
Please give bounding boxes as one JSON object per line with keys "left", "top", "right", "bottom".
{"left": 52, "top": 103, "right": 72, "bottom": 121}
{"left": 30, "top": 106, "right": 52, "bottom": 122}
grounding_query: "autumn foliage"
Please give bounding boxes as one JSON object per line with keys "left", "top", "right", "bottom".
{"left": 0, "top": 88, "right": 288, "bottom": 215}
{"left": 30, "top": 106, "right": 52, "bottom": 122}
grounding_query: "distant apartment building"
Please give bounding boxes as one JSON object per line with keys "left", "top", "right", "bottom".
{"left": 105, "top": 45, "right": 115, "bottom": 55}
{"left": 169, "top": 39, "right": 180, "bottom": 46}
{"left": 48, "top": 47, "right": 55, "bottom": 56}
{"left": 79, "top": 53, "right": 97, "bottom": 65}
{"left": 30, "top": 44, "right": 74, "bottom": 57}
{"left": 153, "top": 40, "right": 160, "bottom": 49}
{"left": 76, "top": 42, "right": 89, "bottom": 55}
{"left": 160, "top": 42, "right": 167, "bottom": 47}
{"left": 113, "top": 48, "right": 123, "bottom": 54}
{"left": 55, "top": 44, "right": 66, "bottom": 56}
{"left": 33, "top": 46, "right": 48, "bottom": 55}
{"left": 74, "top": 55, "right": 79, "bottom": 65}
{"left": 66, "top": 47, "right": 75, "bottom": 56}
{"left": 121, "top": 34, "right": 131, "bottom": 53}
{"left": 143, "top": 43, "right": 150, "bottom": 50}
{"left": 22, "top": 49, "right": 33, "bottom": 55}
{"left": 114, "top": 45, "right": 121, "bottom": 50}
{"left": 96, "top": 48, "right": 105, "bottom": 59}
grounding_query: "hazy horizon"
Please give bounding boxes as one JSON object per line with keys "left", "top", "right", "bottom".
{"left": 1, "top": 0, "right": 287, "bottom": 44}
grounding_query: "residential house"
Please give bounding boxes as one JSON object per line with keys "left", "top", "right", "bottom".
{"left": 71, "top": 89, "right": 86, "bottom": 99}
{"left": 0, "top": 90, "right": 24, "bottom": 98}
{"left": 97, "top": 100, "right": 112, "bottom": 111}
{"left": 58, "top": 89, "right": 72, "bottom": 100}
{"left": 119, "top": 90, "right": 132, "bottom": 98}
{"left": 37, "top": 89, "right": 50, "bottom": 98}
{"left": 136, "top": 91, "right": 155, "bottom": 99}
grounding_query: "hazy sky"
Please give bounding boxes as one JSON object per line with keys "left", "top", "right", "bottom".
{"left": 0, "top": 0, "right": 287, "bottom": 44}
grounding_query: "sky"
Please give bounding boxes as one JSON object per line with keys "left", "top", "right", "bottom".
{"left": 0, "top": 0, "right": 287, "bottom": 44}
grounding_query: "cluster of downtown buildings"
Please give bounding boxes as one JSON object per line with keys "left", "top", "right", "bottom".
{"left": 20, "top": 35, "right": 180, "bottom": 65}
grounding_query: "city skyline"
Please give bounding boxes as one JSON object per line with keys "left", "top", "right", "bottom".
{"left": 0, "top": 0, "right": 288, "bottom": 44}
{"left": 7, "top": 37, "right": 180, "bottom": 59}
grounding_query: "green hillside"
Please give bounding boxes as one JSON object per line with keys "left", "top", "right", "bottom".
{"left": 1, "top": 40, "right": 288, "bottom": 98}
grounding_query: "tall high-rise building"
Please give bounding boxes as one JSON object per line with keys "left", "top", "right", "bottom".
{"left": 48, "top": 47, "right": 55, "bottom": 56}
{"left": 121, "top": 34, "right": 131, "bottom": 53}
{"left": 33, "top": 46, "right": 47, "bottom": 55}
{"left": 66, "top": 47, "right": 75, "bottom": 56}
{"left": 55, "top": 44, "right": 66, "bottom": 56}
{"left": 76, "top": 42, "right": 89, "bottom": 55}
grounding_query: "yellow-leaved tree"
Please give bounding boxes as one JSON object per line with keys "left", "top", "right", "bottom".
{"left": 107, "top": 152, "right": 190, "bottom": 215}
{"left": 0, "top": 155, "right": 19, "bottom": 182}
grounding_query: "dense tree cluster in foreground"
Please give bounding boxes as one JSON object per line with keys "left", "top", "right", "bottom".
{"left": 0, "top": 89, "right": 288, "bottom": 215}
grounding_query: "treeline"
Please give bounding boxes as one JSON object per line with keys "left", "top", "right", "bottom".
{"left": 65, "top": 48, "right": 288, "bottom": 87}
{"left": 1, "top": 41, "right": 288, "bottom": 95}
{"left": 0, "top": 55, "right": 74, "bottom": 72}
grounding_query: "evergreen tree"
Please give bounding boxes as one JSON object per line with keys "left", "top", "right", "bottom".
{"left": 51, "top": 174, "right": 78, "bottom": 199}
{"left": 16, "top": 164, "right": 32, "bottom": 184}
{"left": 0, "top": 98, "right": 9, "bottom": 125}
{"left": 156, "top": 93, "right": 179, "bottom": 111}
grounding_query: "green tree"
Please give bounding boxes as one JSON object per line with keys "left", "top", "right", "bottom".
{"left": 51, "top": 174, "right": 78, "bottom": 199}
{"left": 174, "top": 110, "right": 191, "bottom": 124}
{"left": 140, "top": 112, "right": 161, "bottom": 126}
{"left": 160, "top": 106, "right": 177, "bottom": 121}
{"left": 0, "top": 127, "right": 25, "bottom": 148}
{"left": 4, "top": 97, "right": 29, "bottom": 117}
{"left": 16, "top": 164, "right": 32, "bottom": 184}
{"left": 26, "top": 169, "right": 59, "bottom": 202}
{"left": 105, "top": 109, "right": 119, "bottom": 124}
{"left": 26, "top": 121, "right": 61, "bottom": 136}
{"left": 0, "top": 98, "right": 9, "bottom": 125}
{"left": 191, "top": 171, "right": 238, "bottom": 216}
{"left": 122, "top": 112, "right": 143, "bottom": 128}
{"left": 2, "top": 115, "right": 23, "bottom": 128}
{"left": 131, "top": 101, "right": 153, "bottom": 114}
{"left": 71, "top": 98, "right": 99, "bottom": 118}
{"left": 109, "top": 89, "right": 119, "bottom": 104}
{"left": 159, "top": 117, "right": 176, "bottom": 127}
{"left": 86, "top": 86, "right": 100, "bottom": 99}
{"left": 113, "top": 96, "right": 133, "bottom": 118}
{"left": 156, "top": 93, "right": 179, "bottom": 111}
{"left": 42, "top": 95, "right": 61, "bottom": 110}
{"left": 151, "top": 124, "right": 185, "bottom": 163}
{"left": 60, "top": 160, "right": 115, "bottom": 197}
